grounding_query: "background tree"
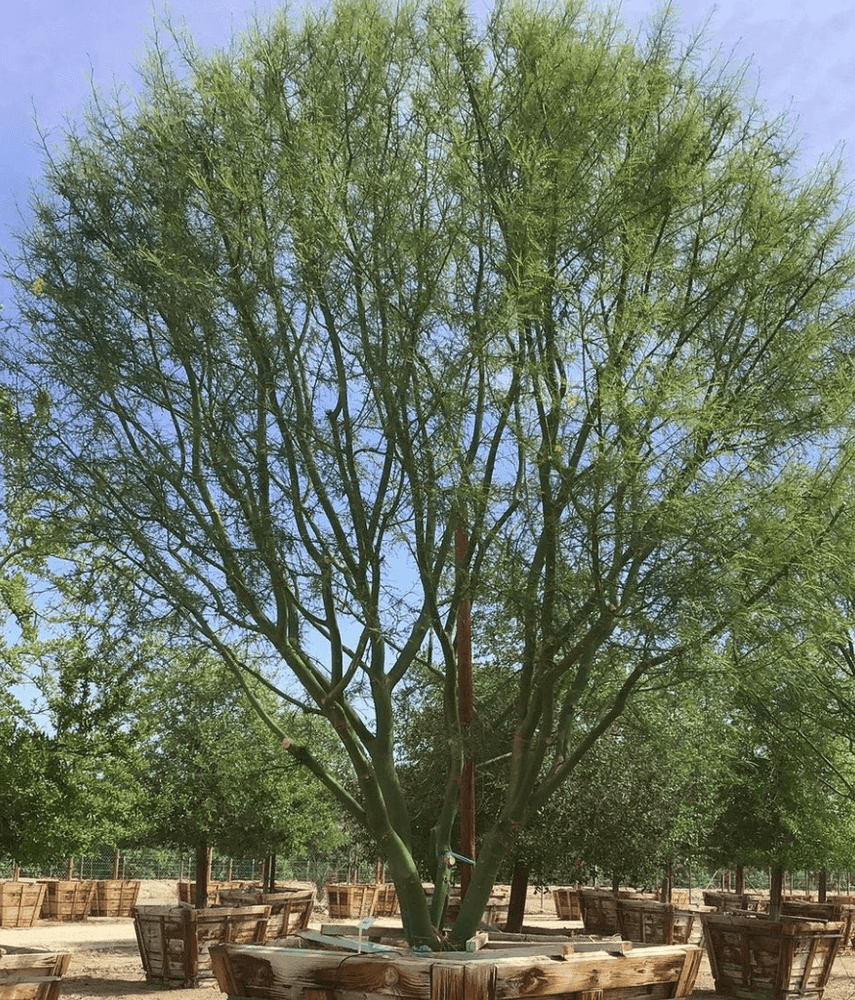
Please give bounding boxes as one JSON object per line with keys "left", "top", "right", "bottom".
{"left": 396, "top": 662, "right": 725, "bottom": 894}
{"left": 0, "top": 543, "right": 151, "bottom": 871}
{"left": 704, "top": 620, "right": 855, "bottom": 906}
{"left": 135, "top": 651, "right": 346, "bottom": 904}
{"left": 6, "top": 0, "right": 855, "bottom": 947}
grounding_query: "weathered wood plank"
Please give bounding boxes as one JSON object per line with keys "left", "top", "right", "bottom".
{"left": 321, "top": 923, "right": 409, "bottom": 943}
{"left": 211, "top": 942, "right": 701, "bottom": 1000}
{"left": 467, "top": 932, "right": 490, "bottom": 952}
{"left": 562, "top": 941, "right": 633, "bottom": 956}
{"left": 432, "top": 961, "right": 497, "bottom": 1000}
{"left": 297, "top": 931, "right": 401, "bottom": 954}
{"left": 483, "top": 928, "right": 586, "bottom": 941}
{"left": 672, "top": 942, "right": 702, "bottom": 997}
{"left": 0, "top": 950, "right": 71, "bottom": 1000}
{"left": 492, "top": 947, "right": 699, "bottom": 999}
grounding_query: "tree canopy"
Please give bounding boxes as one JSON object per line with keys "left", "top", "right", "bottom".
{"left": 135, "top": 652, "right": 346, "bottom": 864}
{"left": 6, "top": 0, "right": 855, "bottom": 947}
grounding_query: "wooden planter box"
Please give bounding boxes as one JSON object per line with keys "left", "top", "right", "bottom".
{"left": 209, "top": 939, "right": 703, "bottom": 1000}
{"left": 177, "top": 879, "right": 240, "bottom": 906}
{"left": 0, "top": 882, "right": 46, "bottom": 928}
{"left": 578, "top": 889, "right": 621, "bottom": 936}
{"left": 617, "top": 898, "right": 695, "bottom": 945}
{"left": 89, "top": 879, "right": 141, "bottom": 917}
{"left": 38, "top": 880, "right": 95, "bottom": 921}
{"left": 327, "top": 884, "right": 377, "bottom": 920}
{"left": 218, "top": 889, "right": 315, "bottom": 940}
{"left": 703, "top": 891, "right": 767, "bottom": 913}
{"left": 552, "top": 888, "right": 581, "bottom": 920}
{"left": 372, "top": 883, "right": 400, "bottom": 917}
{"left": 780, "top": 900, "right": 855, "bottom": 950}
{"left": 133, "top": 904, "right": 270, "bottom": 987}
{"left": 0, "top": 945, "right": 71, "bottom": 1000}
{"left": 701, "top": 911, "right": 843, "bottom": 1000}
{"left": 423, "top": 886, "right": 509, "bottom": 927}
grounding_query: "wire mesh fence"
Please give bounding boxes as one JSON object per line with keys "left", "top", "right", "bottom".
{"left": 6, "top": 848, "right": 855, "bottom": 902}
{"left": 3, "top": 848, "right": 379, "bottom": 886}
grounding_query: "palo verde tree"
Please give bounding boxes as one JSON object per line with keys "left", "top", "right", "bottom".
{"left": 6, "top": 0, "right": 855, "bottom": 948}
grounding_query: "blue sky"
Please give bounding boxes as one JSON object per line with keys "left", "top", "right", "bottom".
{"left": 2, "top": 0, "right": 855, "bottom": 301}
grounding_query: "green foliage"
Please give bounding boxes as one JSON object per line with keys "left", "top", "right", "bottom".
{"left": 0, "top": 716, "right": 142, "bottom": 866}
{"left": 135, "top": 654, "right": 347, "bottom": 860}
{"left": 6, "top": 0, "right": 855, "bottom": 946}
{"left": 704, "top": 639, "right": 855, "bottom": 873}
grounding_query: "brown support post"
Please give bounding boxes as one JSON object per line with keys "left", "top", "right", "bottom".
{"left": 456, "top": 515, "right": 476, "bottom": 899}
{"left": 506, "top": 862, "right": 529, "bottom": 932}
{"left": 735, "top": 865, "right": 745, "bottom": 896}
{"left": 819, "top": 869, "right": 828, "bottom": 903}
{"left": 112, "top": 850, "right": 121, "bottom": 880}
{"left": 66, "top": 857, "right": 74, "bottom": 880}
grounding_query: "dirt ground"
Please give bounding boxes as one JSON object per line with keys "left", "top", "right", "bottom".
{"left": 3, "top": 881, "right": 855, "bottom": 1000}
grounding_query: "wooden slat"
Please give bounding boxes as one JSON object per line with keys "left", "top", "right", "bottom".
{"left": 211, "top": 942, "right": 701, "bottom": 1000}
{"left": 297, "top": 930, "right": 400, "bottom": 953}
{"left": 0, "top": 974, "right": 63, "bottom": 984}
{"left": 432, "top": 960, "right": 497, "bottom": 1000}
{"left": 799, "top": 937, "right": 820, "bottom": 992}
{"left": 672, "top": 942, "right": 702, "bottom": 997}
{"left": 492, "top": 947, "right": 698, "bottom": 999}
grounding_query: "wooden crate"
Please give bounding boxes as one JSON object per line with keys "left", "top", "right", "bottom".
{"left": 38, "top": 880, "right": 95, "bottom": 921}
{"left": 617, "top": 898, "right": 695, "bottom": 945}
{"left": 424, "top": 886, "right": 508, "bottom": 927}
{"left": 0, "top": 883, "right": 46, "bottom": 929}
{"left": 177, "top": 880, "right": 241, "bottom": 906}
{"left": 0, "top": 946, "right": 71, "bottom": 1000}
{"left": 552, "top": 888, "right": 581, "bottom": 920}
{"left": 701, "top": 911, "right": 843, "bottom": 1000}
{"left": 703, "top": 890, "right": 767, "bottom": 912}
{"left": 210, "top": 939, "right": 703, "bottom": 1000}
{"left": 446, "top": 891, "right": 508, "bottom": 927}
{"left": 578, "top": 889, "right": 621, "bottom": 935}
{"left": 327, "top": 884, "right": 377, "bottom": 920}
{"left": 133, "top": 904, "right": 270, "bottom": 987}
{"left": 372, "top": 883, "right": 400, "bottom": 917}
{"left": 90, "top": 879, "right": 141, "bottom": 917}
{"left": 217, "top": 889, "right": 315, "bottom": 940}
{"left": 780, "top": 900, "right": 855, "bottom": 950}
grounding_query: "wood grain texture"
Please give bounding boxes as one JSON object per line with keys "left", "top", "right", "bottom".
{"left": 210, "top": 942, "right": 702, "bottom": 1000}
{"left": 0, "top": 949, "right": 71, "bottom": 1000}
